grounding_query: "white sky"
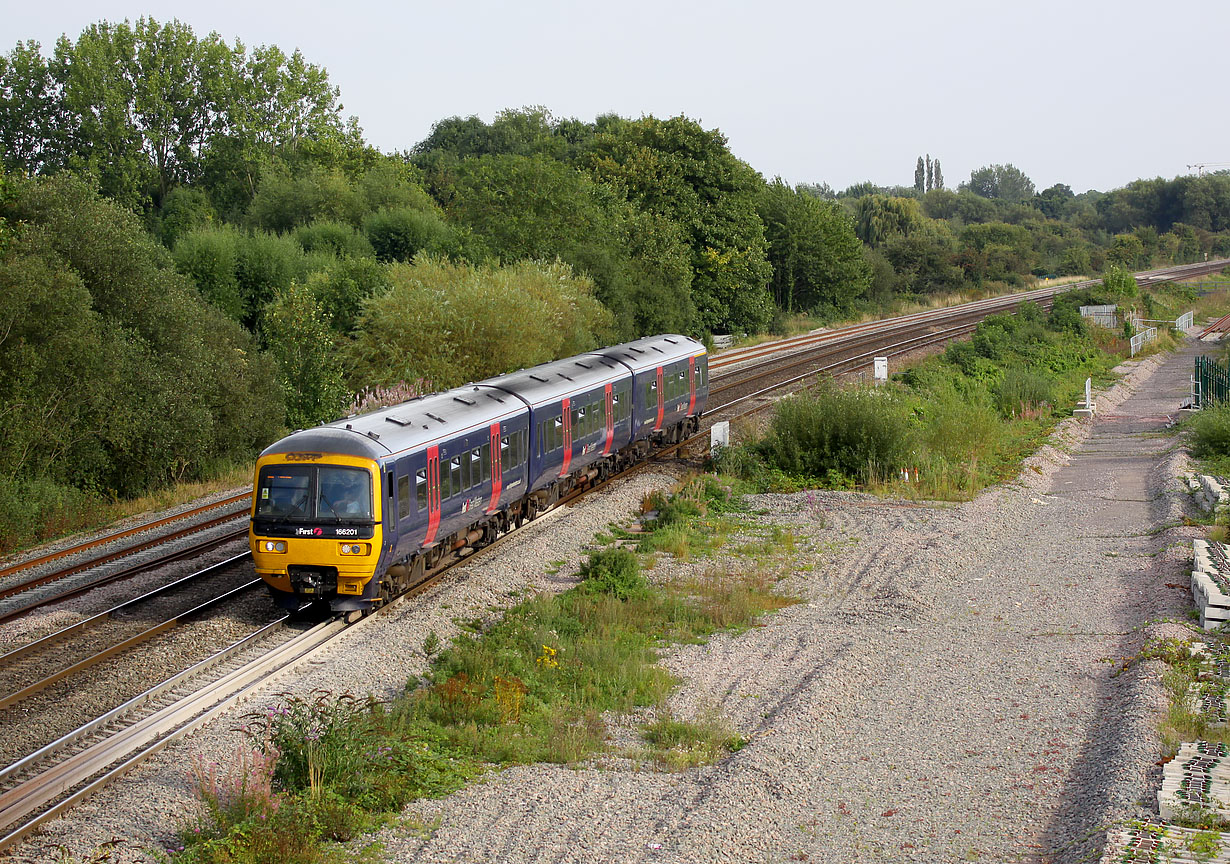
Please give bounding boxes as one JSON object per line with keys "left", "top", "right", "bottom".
{"left": 6, "top": 0, "right": 1227, "bottom": 194}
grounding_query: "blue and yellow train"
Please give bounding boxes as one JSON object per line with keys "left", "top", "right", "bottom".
{"left": 249, "top": 334, "right": 708, "bottom": 614}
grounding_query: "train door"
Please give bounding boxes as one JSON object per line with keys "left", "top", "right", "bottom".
{"left": 603, "top": 383, "right": 614, "bottom": 454}
{"left": 688, "top": 356, "right": 696, "bottom": 415}
{"left": 487, "top": 423, "right": 502, "bottom": 513}
{"left": 424, "top": 446, "right": 441, "bottom": 545}
{"left": 560, "top": 397, "right": 573, "bottom": 476}
{"left": 654, "top": 366, "right": 665, "bottom": 430}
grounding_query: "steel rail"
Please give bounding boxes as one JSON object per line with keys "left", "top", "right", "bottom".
{"left": 0, "top": 492, "right": 250, "bottom": 581}
{"left": 0, "top": 512, "right": 250, "bottom": 603}
{"left": 0, "top": 574, "right": 262, "bottom": 711}
{"left": 0, "top": 553, "right": 253, "bottom": 665}
{"left": 0, "top": 526, "right": 249, "bottom": 626}
{"left": 708, "top": 259, "right": 1229, "bottom": 371}
{"left": 0, "top": 616, "right": 345, "bottom": 850}
{"left": 0, "top": 616, "right": 290, "bottom": 790}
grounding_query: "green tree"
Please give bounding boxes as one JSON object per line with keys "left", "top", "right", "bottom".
{"left": 965, "top": 164, "right": 1036, "bottom": 203}
{"left": 757, "top": 178, "right": 870, "bottom": 314}
{"left": 344, "top": 257, "right": 613, "bottom": 389}
{"left": 850, "top": 195, "right": 923, "bottom": 246}
{"left": 262, "top": 283, "right": 348, "bottom": 428}
{"left": 2, "top": 173, "right": 282, "bottom": 494}
{"left": 932, "top": 160, "right": 943, "bottom": 191}
{"left": 914, "top": 157, "right": 925, "bottom": 194}
{"left": 579, "top": 115, "right": 773, "bottom": 334}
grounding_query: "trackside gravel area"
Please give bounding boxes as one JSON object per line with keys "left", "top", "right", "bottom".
{"left": 7, "top": 342, "right": 1205, "bottom": 863}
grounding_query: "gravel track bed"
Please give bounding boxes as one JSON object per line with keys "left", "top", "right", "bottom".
{"left": 0, "top": 562, "right": 263, "bottom": 700}
{"left": 5, "top": 344, "right": 1210, "bottom": 863}
{"left": 0, "top": 535, "right": 251, "bottom": 653}
{"left": 0, "top": 494, "right": 248, "bottom": 611}
{"left": 0, "top": 586, "right": 281, "bottom": 770}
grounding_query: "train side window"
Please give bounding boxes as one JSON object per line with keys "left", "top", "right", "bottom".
{"left": 553, "top": 416, "right": 562, "bottom": 450}
{"left": 480, "top": 443, "right": 490, "bottom": 481}
{"left": 415, "top": 469, "right": 426, "bottom": 510}
{"left": 450, "top": 456, "right": 461, "bottom": 496}
{"left": 470, "top": 448, "right": 482, "bottom": 487}
{"left": 519, "top": 429, "right": 527, "bottom": 464}
{"left": 398, "top": 475, "right": 411, "bottom": 519}
{"left": 501, "top": 436, "right": 511, "bottom": 473}
{"left": 575, "top": 406, "right": 584, "bottom": 436}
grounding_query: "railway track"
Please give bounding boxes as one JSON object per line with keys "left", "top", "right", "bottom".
{"left": 1, "top": 257, "right": 1224, "bottom": 852}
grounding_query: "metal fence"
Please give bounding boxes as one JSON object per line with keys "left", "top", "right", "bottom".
{"left": 1080, "top": 304, "right": 1118, "bottom": 328}
{"left": 1178, "top": 311, "right": 1195, "bottom": 330}
{"left": 1129, "top": 327, "right": 1157, "bottom": 356}
{"left": 1195, "top": 355, "right": 1230, "bottom": 408}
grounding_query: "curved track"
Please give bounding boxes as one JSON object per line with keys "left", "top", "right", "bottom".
{"left": 0, "top": 257, "right": 1224, "bottom": 851}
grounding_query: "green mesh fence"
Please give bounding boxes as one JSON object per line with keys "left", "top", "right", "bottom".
{"left": 1196, "top": 355, "right": 1230, "bottom": 407}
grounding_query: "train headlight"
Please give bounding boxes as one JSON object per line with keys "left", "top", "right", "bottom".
{"left": 338, "top": 543, "right": 369, "bottom": 555}
{"left": 261, "top": 541, "right": 287, "bottom": 553}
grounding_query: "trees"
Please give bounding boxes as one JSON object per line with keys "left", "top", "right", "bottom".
{"left": 344, "top": 257, "right": 613, "bottom": 390}
{"left": 1, "top": 173, "right": 282, "bottom": 494}
{"left": 850, "top": 195, "right": 923, "bottom": 246}
{"left": 965, "top": 164, "right": 1036, "bottom": 203}
{"left": 0, "top": 20, "right": 353, "bottom": 214}
{"left": 757, "top": 179, "right": 870, "bottom": 315}
{"left": 580, "top": 115, "right": 773, "bottom": 335}
{"left": 915, "top": 157, "right": 925, "bottom": 194}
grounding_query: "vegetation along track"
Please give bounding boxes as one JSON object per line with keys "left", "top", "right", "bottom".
{"left": 0, "top": 257, "right": 1223, "bottom": 850}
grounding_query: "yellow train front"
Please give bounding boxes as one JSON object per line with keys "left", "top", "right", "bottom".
{"left": 249, "top": 430, "right": 386, "bottom": 612}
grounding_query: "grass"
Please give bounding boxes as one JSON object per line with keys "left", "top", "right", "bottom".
{"left": 171, "top": 474, "right": 799, "bottom": 864}
{"left": 0, "top": 460, "right": 251, "bottom": 557}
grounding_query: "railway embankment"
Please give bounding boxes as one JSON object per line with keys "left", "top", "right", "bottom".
{"left": 8, "top": 340, "right": 1214, "bottom": 863}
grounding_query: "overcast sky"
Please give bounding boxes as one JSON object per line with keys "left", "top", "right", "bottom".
{"left": 7, "top": 0, "right": 1228, "bottom": 194}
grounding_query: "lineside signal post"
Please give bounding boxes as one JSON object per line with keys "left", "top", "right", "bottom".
{"left": 873, "top": 357, "right": 888, "bottom": 383}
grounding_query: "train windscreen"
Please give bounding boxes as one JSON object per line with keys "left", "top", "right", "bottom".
{"left": 255, "top": 465, "right": 372, "bottom": 521}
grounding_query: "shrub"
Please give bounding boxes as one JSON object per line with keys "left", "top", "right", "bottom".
{"left": 757, "top": 385, "right": 915, "bottom": 485}
{"left": 578, "top": 548, "right": 646, "bottom": 600}
{"left": 996, "top": 367, "right": 1056, "bottom": 418}
{"left": 363, "top": 207, "right": 453, "bottom": 263}
{"left": 293, "top": 220, "right": 374, "bottom": 259}
{"left": 1189, "top": 401, "right": 1230, "bottom": 462}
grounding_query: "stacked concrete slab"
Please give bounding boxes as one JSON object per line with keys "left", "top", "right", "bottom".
{"left": 1100, "top": 822, "right": 1230, "bottom": 862}
{"left": 1159, "top": 742, "right": 1230, "bottom": 820}
{"left": 1190, "top": 474, "right": 1230, "bottom": 515}
{"left": 1193, "top": 540, "right": 1230, "bottom": 630}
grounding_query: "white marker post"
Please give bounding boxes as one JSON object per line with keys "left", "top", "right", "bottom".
{"left": 873, "top": 356, "right": 888, "bottom": 383}
{"left": 710, "top": 420, "right": 730, "bottom": 454}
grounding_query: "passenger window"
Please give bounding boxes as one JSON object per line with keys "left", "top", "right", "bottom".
{"left": 415, "top": 469, "right": 426, "bottom": 510}
{"left": 470, "top": 448, "right": 482, "bottom": 487}
{"left": 450, "top": 457, "right": 461, "bottom": 496}
{"left": 399, "top": 475, "right": 411, "bottom": 519}
{"left": 553, "top": 416, "right": 563, "bottom": 450}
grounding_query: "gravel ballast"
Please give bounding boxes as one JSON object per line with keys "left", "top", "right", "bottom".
{"left": 7, "top": 343, "right": 1211, "bottom": 863}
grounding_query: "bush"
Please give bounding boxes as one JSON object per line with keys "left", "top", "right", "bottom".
{"left": 1189, "top": 401, "right": 1230, "bottom": 462}
{"left": 293, "top": 220, "right": 374, "bottom": 259}
{"left": 363, "top": 207, "right": 454, "bottom": 263}
{"left": 578, "top": 548, "right": 646, "bottom": 600}
{"left": 0, "top": 478, "right": 108, "bottom": 555}
{"left": 996, "top": 367, "right": 1056, "bottom": 417}
{"left": 757, "top": 386, "right": 915, "bottom": 485}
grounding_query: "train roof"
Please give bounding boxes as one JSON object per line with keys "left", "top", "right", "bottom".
{"left": 480, "top": 353, "right": 627, "bottom": 407}
{"left": 588, "top": 334, "right": 705, "bottom": 373}
{"left": 260, "top": 383, "right": 525, "bottom": 462}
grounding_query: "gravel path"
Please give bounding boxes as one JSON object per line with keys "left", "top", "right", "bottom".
{"left": 4, "top": 343, "right": 1208, "bottom": 863}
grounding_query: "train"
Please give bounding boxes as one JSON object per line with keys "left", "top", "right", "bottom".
{"left": 249, "top": 334, "right": 709, "bottom": 615}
